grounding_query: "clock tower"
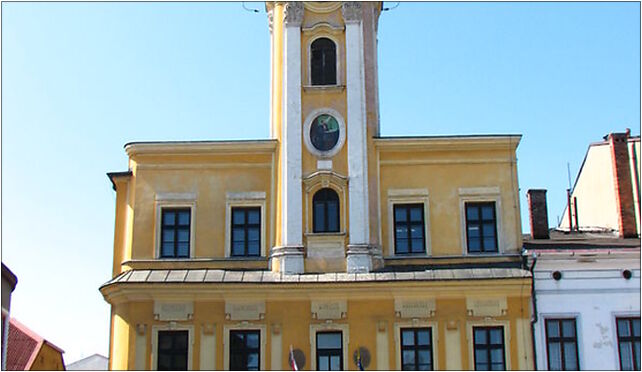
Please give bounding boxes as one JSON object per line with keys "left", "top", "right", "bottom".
{"left": 266, "top": 2, "right": 383, "bottom": 274}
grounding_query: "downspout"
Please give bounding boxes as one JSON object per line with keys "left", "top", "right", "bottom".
{"left": 528, "top": 253, "right": 539, "bottom": 370}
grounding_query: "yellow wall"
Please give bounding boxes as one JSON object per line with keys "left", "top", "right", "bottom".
{"left": 105, "top": 280, "right": 533, "bottom": 370}
{"left": 29, "top": 344, "right": 65, "bottom": 371}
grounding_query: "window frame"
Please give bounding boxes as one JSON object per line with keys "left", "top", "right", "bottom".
{"left": 309, "top": 323, "right": 349, "bottom": 371}
{"left": 229, "top": 329, "right": 261, "bottom": 371}
{"left": 393, "top": 203, "right": 426, "bottom": 255}
{"left": 307, "top": 35, "right": 341, "bottom": 87}
{"left": 159, "top": 208, "right": 192, "bottom": 258}
{"left": 313, "top": 188, "right": 341, "bottom": 233}
{"left": 230, "top": 206, "right": 262, "bottom": 257}
{"left": 151, "top": 325, "right": 194, "bottom": 370}
{"left": 544, "top": 318, "right": 580, "bottom": 370}
{"left": 399, "top": 327, "right": 434, "bottom": 370}
{"left": 458, "top": 187, "right": 503, "bottom": 255}
{"left": 316, "top": 331, "right": 344, "bottom": 371}
{"left": 616, "top": 317, "right": 641, "bottom": 371}
{"left": 225, "top": 192, "right": 267, "bottom": 258}
{"left": 223, "top": 324, "right": 267, "bottom": 371}
{"left": 466, "top": 321, "right": 511, "bottom": 370}
{"left": 154, "top": 193, "right": 197, "bottom": 259}
{"left": 472, "top": 326, "right": 506, "bottom": 370}
{"left": 464, "top": 202, "right": 499, "bottom": 254}
{"left": 387, "top": 189, "right": 431, "bottom": 257}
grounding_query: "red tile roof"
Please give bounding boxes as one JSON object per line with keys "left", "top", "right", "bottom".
{"left": 4, "top": 316, "right": 64, "bottom": 370}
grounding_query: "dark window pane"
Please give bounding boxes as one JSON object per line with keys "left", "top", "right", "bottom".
{"left": 402, "top": 330, "right": 414, "bottom": 346}
{"left": 547, "top": 321, "right": 560, "bottom": 338}
{"left": 490, "top": 348, "right": 503, "bottom": 363}
{"left": 417, "top": 330, "right": 430, "bottom": 346}
{"left": 468, "top": 238, "right": 481, "bottom": 252}
{"left": 248, "top": 210, "right": 260, "bottom": 224}
{"left": 161, "top": 243, "right": 174, "bottom": 257}
{"left": 232, "top": 241, "right": 245, "bottom": 256}
{"left": 410, "top": 207, "right": 422, "bottom": 222}
{"left": 317, "top": 333, "right": 341, "bottom": 349}
{"left": 563, "top": 342, "right": 577, "bottom": 369}
{"left": 403, "top": 350, "right": 415, "bottom": 364}
{"left": 418, "top": 350, "right": 431, "bottom": 364}
{"left": 248, "top": 228, "right": 260, "bottom": 241}
{"left": 633, "top": 319, "right": 640, "bottom": 337}
{"left": 163, "top": 213, "right": 175, "bottom": 225}
{"left": 311, "top": 38, "right": 336, "bottom": 85}
{"left": 482, "top": 223, "right": 496, "bottom": 237}
{"left": 319, "top": 356, "right": 329, "bottom": 371}
{"left": 162, "top": 230, "right": 174, "bottom": 243}
{"left": 475, "top": 349, "right": 488, "bottom": 363}
{"left": 481, "top": 206, "right": 494, "bottom": 220}
{"left": 177, "top": 211, "right": 190, "bottom": 225}
{"left": 468, "top": 225, "right": 480, "bottom": 237}
{"left": 483, "top": 238, "right": 497, "bottom": 251}
{"left": 246, "top": 333, "right": 259, "bottom": 348}
{"left": 411, "top": 239, "right": 424, "bottom": 252}
{"left": 562, "top": 320, "right": 576, "bottom": 337}
{"left": 474, "top": 329, "right": 487, "bottom": 345}
{"left": 619, "top": 319, "right": 631, "bottom": 337}
{"left": 396, "top": 239, "right": 409, "bottom": 254}
{"left": 395, "top": 208, "right": 407, "bottom": 222}
{"left": 177, "top": 229, "right": 189, "bottom": 243}
{"left": 233, "top": 210, "right": 245, "bottom": 225}
{"left": 176, "top": 242, "right": 189, "bottom": 257}
{"left": 548, "top": 342, "right": 562, "bottom": 370}
{"left": 330, "top": 355, "right": 341, "bottom": 371}
{"left": 620, "top": 342, "right": 633, "bottom": 370}
{"left": 247, "top": 242, "right": 260, "bottom": 256}
{"left": 410, "top": 225, "right": 423, "bottom": 238}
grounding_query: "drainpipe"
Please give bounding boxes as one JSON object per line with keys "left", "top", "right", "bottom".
{"left": 528, "top": 253, "right": 539, "bottom": 370}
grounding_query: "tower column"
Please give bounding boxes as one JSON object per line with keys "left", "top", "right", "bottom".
{"left": 343, "top": 2, "right": 372, "bottom": 272}
{"left": 271, "top": 1, "right": 305, "bottom": 274}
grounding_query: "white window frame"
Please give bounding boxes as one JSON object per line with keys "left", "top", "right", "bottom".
{"left": 458, "top": 187, "right": 503, "bottom": 255}
{"left": 223, "top": 323, "right": 267, "bottom": 371}
{"left": 225, "top": 192, "right": 267, "bottom": 258}
{"left": 310, "top": 323, "right": 350, "bottom": 371}
{"left": 151, "top": 324, "right": 195, "bottom": 370}
{"left": 466, "top": 320, "right": 511, "bottom": 371}
{"left": 307, "top": 34, "right": 341, "bottom": 87}
{"left": 303, "top": 108, "right": 347, "bottom": 159}
{"left": 155, "top": 193, "right": 197, "bottom": 259}
{"left": 387, "top": 189, "right": 431, "bottom": 257}
{"left": 394, "top": 320, "right": 439, "bottom": 370}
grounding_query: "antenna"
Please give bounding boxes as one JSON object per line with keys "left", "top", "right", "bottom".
{"left": 566, "top": 162, "right": 572, "bottom": 190}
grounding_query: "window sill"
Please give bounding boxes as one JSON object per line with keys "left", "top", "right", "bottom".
{"left": 303, "top": 85, "right": 345, "bottom": 93}
{"left": 305, "top": 231, "right": 346, "bottom": 237}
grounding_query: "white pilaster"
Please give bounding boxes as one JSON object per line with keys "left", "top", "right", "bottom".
{"left": 281, "top": 2, "right": 303, "bottom": 247}
{"left": 343, "top": 2, "right": 372, "bottom": 272}
{"left": 272, "top": 2, "right": 305, "bottom": 274}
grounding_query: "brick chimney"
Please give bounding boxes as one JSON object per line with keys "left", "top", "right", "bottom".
{"left": 527, "top": 189, "right": 549, "bottom": 239}
{"left": 608, "top": 130, "right": 637, "bottom": 238}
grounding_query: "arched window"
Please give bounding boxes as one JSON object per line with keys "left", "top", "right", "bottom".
{"left": 313, "top": 188, "right": 340, "bottom": 233}
{"left": 310, "top": 38, "right": 337, "bottom": 86}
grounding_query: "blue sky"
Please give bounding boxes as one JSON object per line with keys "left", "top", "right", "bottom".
{"left": 2, "top": 1, "right": 639, "bottom": 363}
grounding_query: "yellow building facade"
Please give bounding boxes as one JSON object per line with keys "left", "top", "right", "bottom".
{"left": 101, "top": 2, "right": 533, "bottom": 370}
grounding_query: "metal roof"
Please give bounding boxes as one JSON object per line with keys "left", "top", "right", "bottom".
{"left": 101, "top": 267, "right": 530, "bottom": 287}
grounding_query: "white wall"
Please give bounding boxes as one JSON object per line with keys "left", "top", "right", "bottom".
{"left": 533, "top": 258, "right": 640, "bottom": 370}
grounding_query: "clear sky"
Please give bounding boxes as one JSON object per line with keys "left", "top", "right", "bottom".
{"left": 1, "top": 1, "right": 639, "bottom": 363}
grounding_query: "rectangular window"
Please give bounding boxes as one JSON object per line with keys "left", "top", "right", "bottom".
{"left": 394, "top": 204, "right": 425, "bottom": 254}
{"left": 160, "top": 208, "right": 191, "bottom": 258}
{"left": 230, "top": 330, "right": 260, "bottom": 371}
{"left": 317, "top": 331, "right": 343, "bottom": 371}
{"left": 401, "top": 328, "right": 433, "bottom": 370}
{"left": 157, "top": 330, "right": 188, "bottom": 371}
{"left": 617, "top": 317, "right": 641, "bottom": 370}
{"left": 473, "top": 326, "right": 505, "bottom": 370}
{"left": 545, "top": 319, "right": 579, "bottom": 370}
{"left": 231, "top": 207, "right": 261, "bottom": 257}
{"left": 465, "top": 202, "right": 498, "bottom": 253}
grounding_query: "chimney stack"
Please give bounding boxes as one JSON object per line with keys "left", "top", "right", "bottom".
{"left": 608, "top": 130, "right": 637, "bottom": 238}
{"left": 527, "top": 189, "right": 550, "bottom": 239}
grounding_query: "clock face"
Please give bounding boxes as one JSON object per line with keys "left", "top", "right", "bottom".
{"left": 310, "top": 114, "right": 340, "bottom": 152}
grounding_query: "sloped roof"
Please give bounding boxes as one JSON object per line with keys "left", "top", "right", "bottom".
{"left": 66, "top": 353, "right": 108, "bottom": 370}
{"left": 5, "top": 317, "right": 64, "bottom": 370}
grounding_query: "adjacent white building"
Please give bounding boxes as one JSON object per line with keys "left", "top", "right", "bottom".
{"left": 525, "top": 189, "right": 640, "bottom": 370}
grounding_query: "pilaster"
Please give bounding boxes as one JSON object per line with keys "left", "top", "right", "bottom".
{"left": 343, "top": 2, "right": 373, "bottom": 272}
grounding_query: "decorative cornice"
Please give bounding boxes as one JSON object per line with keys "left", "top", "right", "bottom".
{"left": 283, "top": 2, "right": 304, "bottom": 26}
{"left": 267, "top": 9, "right": 274, "bottom": 33}
{"left": 341, "top": 2, "right": 363, "bottom": 23}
